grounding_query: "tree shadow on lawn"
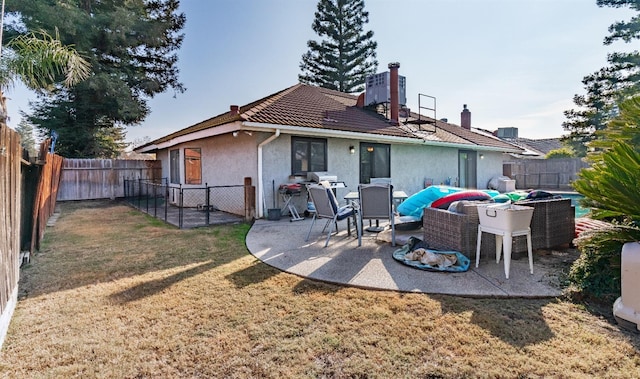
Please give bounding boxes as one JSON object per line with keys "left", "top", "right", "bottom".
{"left": 225, "top": 261, "right": 343, "bottom": 297}
{"left": 225, "top": 261, "right": 281, "bottom": 288}
{"left": 435, "top": 294, "right": 556, "bottom": 348}
{"left": 108, "top": 260, "right": 219, "bottom": 304}
{"left": 21, "top": 200, "right": 250, "bottom": 299}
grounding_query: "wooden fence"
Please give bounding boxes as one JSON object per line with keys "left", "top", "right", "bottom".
{"left": 0, "top": 125, "right": 22, "bottom": 347}
{"left": 504, "top": 157, "right": 590, "bottom": 190}
{"left": 1, "top": 131, "right": 65, "bottom": 348}
{"left": 28, "top": 142, "right": 64, "bottom": 252}
{"left": 57, "top": 159, "right": 161, "bottom": 201}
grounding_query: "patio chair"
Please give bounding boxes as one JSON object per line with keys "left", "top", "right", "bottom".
{"left": 358, "top": 183, "right": 395, "bottom": 246}
{"left": 305, "top": 183, "right": 358, "bottom": 247}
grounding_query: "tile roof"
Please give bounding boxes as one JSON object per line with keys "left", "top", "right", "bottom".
{"left": 503, "top": 137, "right": 563, "bottom": 156}
{"left": 145, "top": 83, "right": 522, "bottom": 153}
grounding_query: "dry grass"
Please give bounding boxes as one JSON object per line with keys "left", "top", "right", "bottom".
{"left": 1, "top": 200, "right": 639, "bottom": 378}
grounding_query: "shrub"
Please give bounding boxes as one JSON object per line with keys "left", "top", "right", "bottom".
{"left": 546, "top": 147, "right": 575, "bottom": 159}
{"left": 570, "top": 99, "right": 640, "bottom": 301}
{"left": 569, "top": 226, "right": 640, "bottom": 301}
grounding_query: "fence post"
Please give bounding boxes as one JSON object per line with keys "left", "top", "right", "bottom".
{"left": 179, "top": 185, "right": 183, "bottom": 229}
{"left": 205, "top": 183, "right": 210, "bottom": 226}
{"left": 164, "top": 183, "right": 168, "bottom": 222}
{"left": 152, "top": 183, "right": 157, "bottom": 217}
{"left": 145, "top": 181, "right": 149, "bottom": 213}
{"left": 244, "top": 177, "right": 255, "bottom": 221}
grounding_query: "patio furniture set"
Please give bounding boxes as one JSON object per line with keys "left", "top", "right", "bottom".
{"left": 423, "top": 197, "right": 575, "bottom": 256}
{"left": 305, "top": 181, "right": 400, "bottom": 248}
{"left": 424, "top": 197, "right": 574, "bottom": 278}
{"left": 305, "top": 182, "right": 576, "bottom": 279}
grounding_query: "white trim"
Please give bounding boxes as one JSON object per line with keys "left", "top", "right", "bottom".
{"left": 241, "top": 121, "right": 521, "bottom": 153}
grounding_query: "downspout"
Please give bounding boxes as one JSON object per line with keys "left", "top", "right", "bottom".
{"left": 257, "top": 129, "right": 281, "bottom": 218}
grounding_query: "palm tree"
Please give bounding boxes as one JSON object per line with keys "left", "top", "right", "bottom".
{"left": 0, "top": 30, "right": 91, "bottom": 125}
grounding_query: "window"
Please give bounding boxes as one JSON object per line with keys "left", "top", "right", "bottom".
{"left": 291, "top": 137, "right": 327, "bottom": 175}
{"left": 169, "top": 149, "right": 180, "bottom": 184}
{"left": 359, "top": 143, "right": 390, "bottom": 184}
{"left": 184, "top": 148, "right": 202, "bottom": 185}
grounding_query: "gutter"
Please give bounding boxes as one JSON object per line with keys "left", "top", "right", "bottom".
{"left": 256, "top": 129, "right": 281, "bottom": 218}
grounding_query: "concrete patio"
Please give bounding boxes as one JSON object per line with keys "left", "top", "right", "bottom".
{"left": 246, "top": 217, "right": 578, "bottom": 298}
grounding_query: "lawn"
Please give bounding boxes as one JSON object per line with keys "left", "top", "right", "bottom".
{"left": 1, "top": 200, "right": 638, "bottom": 378}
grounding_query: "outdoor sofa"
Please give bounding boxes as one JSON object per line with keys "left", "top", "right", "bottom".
{"left": 422, "top": 198, "right": 575, "bottom": 258}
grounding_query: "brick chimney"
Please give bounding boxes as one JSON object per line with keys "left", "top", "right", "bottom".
{"left": 388, "top": 62, "right": 400, "bottom": 126}
{"left": 461, "top": 104, "right": 471, "bottom": 130}
{"left": 229, "top": 105, "right": 239, "bottom": 115}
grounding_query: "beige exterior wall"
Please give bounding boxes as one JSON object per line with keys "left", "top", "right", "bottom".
{"left": 155, "top": 130, "right": 508, "bottom": 216}
{"left": 477, "top": 151, "right": 506, "bottom": 189}
{"left": 163, "top": 133, "right": 258, "bottom": 187}
{"left": 260, "top": 135, "right": 507, "bottom": 213}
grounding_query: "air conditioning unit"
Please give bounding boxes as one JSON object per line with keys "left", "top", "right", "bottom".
{"left": 497, "top": 127, "right": 519, "bottom": 138}
{"left": 613, "top": 242, "right": 640, "bottom": 331}
{"left": 365, "top": 71, "right": 406, "bottom": 106}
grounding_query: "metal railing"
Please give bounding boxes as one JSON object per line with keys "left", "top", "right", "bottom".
{"left": 124, "top": 178, "right": 254, "bottom": 228}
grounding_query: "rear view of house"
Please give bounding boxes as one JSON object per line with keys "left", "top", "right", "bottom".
{"left": 136, "top": 63, "right": 522, "bottom": 218}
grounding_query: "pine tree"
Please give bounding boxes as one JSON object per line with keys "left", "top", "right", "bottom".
{"left": 15, "top": 119, "right": 38, "bottom": 158}
{"left": 562, "top": 0, "right": 640, "bottom": 156}
{"left": 299, "top": 0, "right": 378, "bottom": 93}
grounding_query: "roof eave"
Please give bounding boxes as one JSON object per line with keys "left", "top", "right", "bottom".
{"left": 135, "top": 120, "right": 522, "bottom": 155}
{"left": 242, "top": 121, "right": 523, "bottom": 153}
{"left": 135, "top": 121, "right": 243, "bottom": 152}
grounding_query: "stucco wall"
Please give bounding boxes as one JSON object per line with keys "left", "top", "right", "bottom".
{"left": 260, "top": 135, "right": 507, "bottom": 214}
{"left": 477, "top": 151, "right": 507, "bottom": 189}
{"left": 154, "top": 131, "right": 507, "bottom": 217}
{"left": 391, "top": 144, "right": 458, "bottom": 195}
{"left": 161, "top": 134, "right": 258, "bottom": 187}
{"left": 155, "top": 134, "right": 259, "bottom": 207}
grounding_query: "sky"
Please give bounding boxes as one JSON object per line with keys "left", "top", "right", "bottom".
{"left": 4, "top": 0, "right": 638, "bottom": 146}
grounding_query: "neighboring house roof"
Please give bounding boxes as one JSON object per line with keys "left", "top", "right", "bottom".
{"left": 502, "top": 137, "right": 563, "bottom": 157}
{"left": 118, "top": 150, "right": 155, "bottom": 160}
{"left": 137, "top": 83, "right": 522, "bottom": 153}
